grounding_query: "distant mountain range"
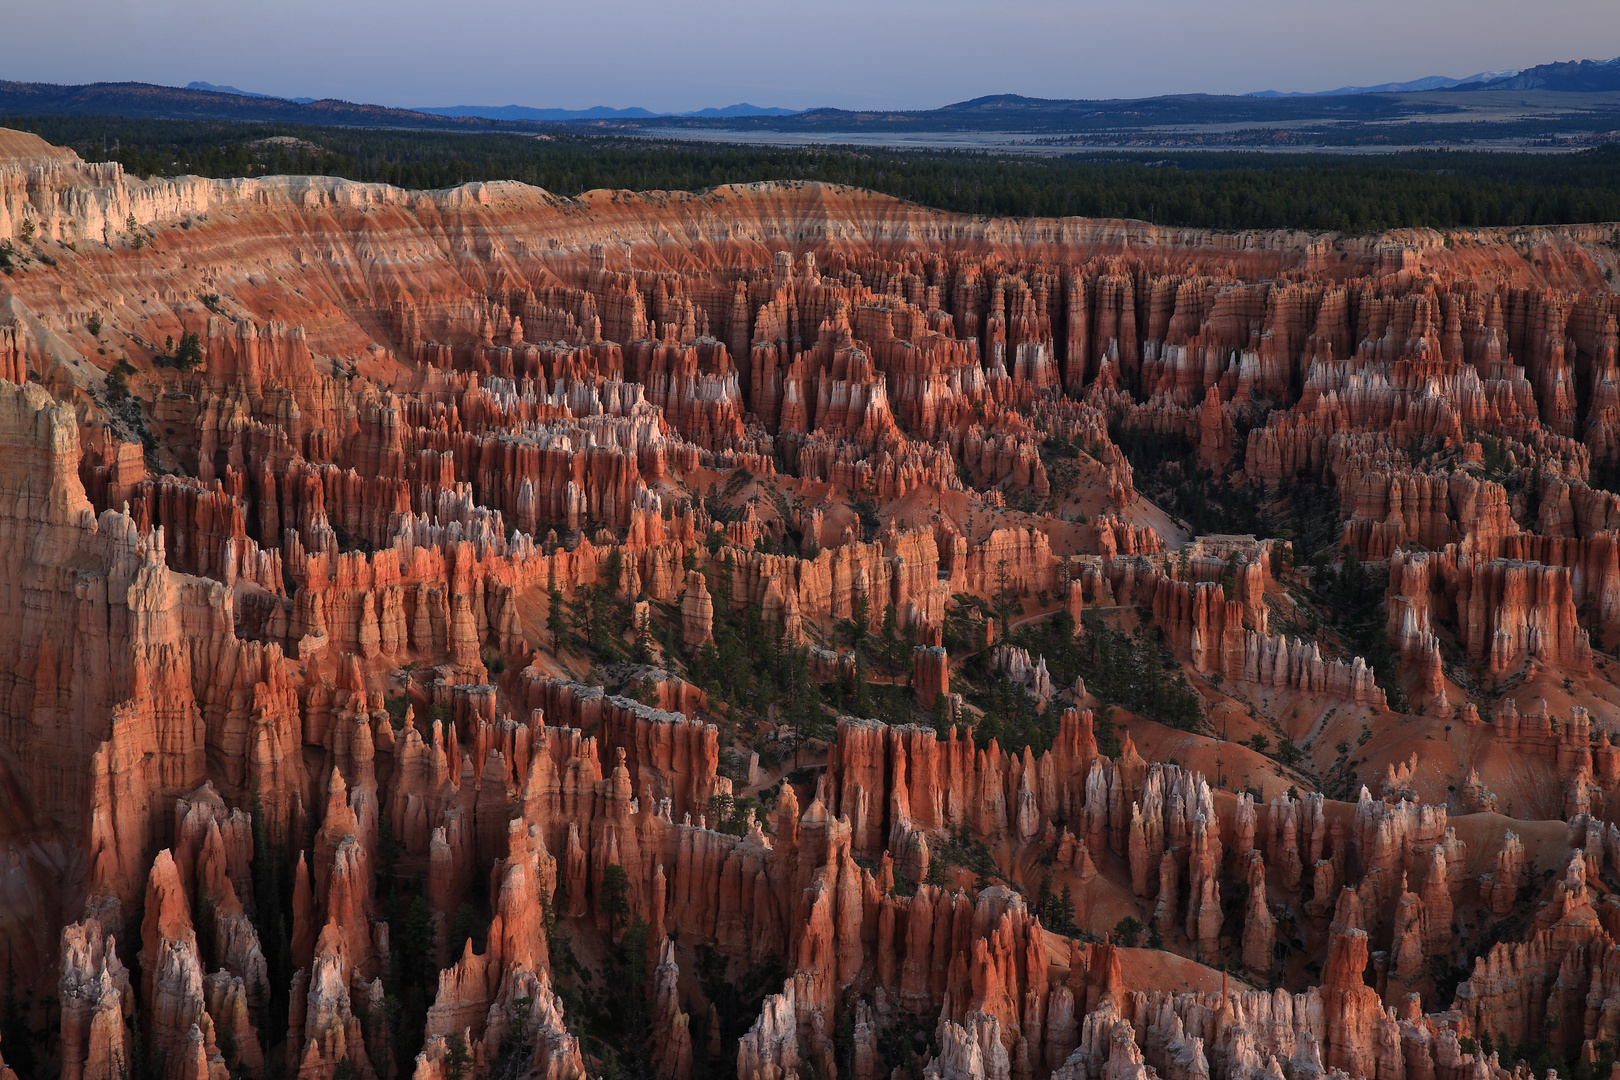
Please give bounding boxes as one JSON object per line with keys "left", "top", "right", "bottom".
{"left": 1249, "top": 70, "right": 1520, "bottom": 97}
{"left": 1251, "top": 55, "right": 1620, "bottom": 97}
{"left": 180, "top": 54, "right": 1620, "bottom": 122}
{"left": 186, "top": 81, "right": 316, "bottom": 104}
{"left": 1475, "top": 56, "right": 1620, "bottom": 92}
{"left": 185, "top": 83, "right": 801, "bottom": 122}
{"left": 182, "top": 83, "right": 801, "bottom": 121}
{"left": 0, "top": 80, "right": 804, "bottom": 134}
{"left": 413, "top": 103, "right": 801, "bottom": 122}
{"left": 0, "top": 81, "right": 538, "bottom": 131}
{"left": 2, "top": 54, "right": 1620, "bottom": 151}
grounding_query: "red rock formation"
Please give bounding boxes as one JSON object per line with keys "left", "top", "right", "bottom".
{"left": 651, "top": 939, "right": 694, "bottom": 1080}
{"left": 914, "top": 645, "right": 950, "bottom": 708}
{"left": 59, "top": 916, "right": 136, "bottom": 1080}
{"left": 1147, "top": 558, "right": 1387, "bottom": 710}
{"left": 1323, "top": 929, "right": 1386, "bottom": 1077}
{"left": 1240, "top": 850, "right": 1275, "bottom": 979}
{"left": 1388, "top": 545, "right": 1594, "bottom": 680}
{"left": 829, "top": 709, "right": 1100, "bottom": 857}
{"left": 682, "top": 571, "right": 715, "bottom": 648}
{"left": 138, "top": 850, "right": 228, "bottom": 1080}
{"left": 1483, "top": 832, "right": 1526, "bottom": 915}
{"left": 15, "top": 127, "right": 1620, "bottom": 1080}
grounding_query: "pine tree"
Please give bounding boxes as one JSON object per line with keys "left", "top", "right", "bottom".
{"left": 444, "top": 1033, "right": 473, "bottom": 1080}
{"left": 589, "top": 585, "right": 614, "bottom": 653}
{"left": 175, "top": 329, "right": 204, "bottom": 371}
{"left": 881, "top": 602, "right": 899, "bottom": 664}
{"left": 1112, "top": 916, "right": 1143, "bottom": 947}
{"left": 994, "top": 558, "right": 1014, "bottom": 634}
{"left": 844, "top": 590, "right": 870, "bottom": 647}
{"left": 631, "top": 609, "right": 655, "bottom": 665}
{"left": 600, "top": 864, "right": 631, "bottom": 939}
{"left": 546, "top": 567, "right": 569, "bottom": 651}
{"left": 855, "top": 650, "right": 872, "bottom": 716}
{"left": 568, "top": 591, "right": 594, "bottom": 653}
{"left": 1053, "top": 885, "right": 1076, "bottom": 935}
{"left": 1221, "top": 551, "right": 1241, "bottom": 602}
{"left": 715, "top": 552, "right": 735, "bottom": 614}
{"left": 399, "top": 892, "right": 437, "bottom": 985}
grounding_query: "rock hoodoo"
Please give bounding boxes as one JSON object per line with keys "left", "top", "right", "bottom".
{"left": 0, "top": 128, "right": 1617, "bottom": 1080}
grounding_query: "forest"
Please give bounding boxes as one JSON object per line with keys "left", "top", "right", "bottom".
{"left": 10, "top": 114, "right": 1620, "bottom": 233}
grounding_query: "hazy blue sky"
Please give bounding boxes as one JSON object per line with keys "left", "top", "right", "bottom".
{"left": 9, "top": 0, "right": 1620, "bottom": 111}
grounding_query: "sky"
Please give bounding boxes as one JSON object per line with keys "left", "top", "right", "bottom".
{"left": 8, "top": 0, "right": 1620, "bottom": 112}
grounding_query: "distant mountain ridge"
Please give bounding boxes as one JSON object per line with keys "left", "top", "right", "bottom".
{"left": 183, "top": 82, "right": 803, "bottom": 121}
{"left": 414, "top": 103, "right": 801, "bottom": 122}
{"left": 1249, "top": 70, "right": 1518, "bottom": 97}
{"left": 186, "top": 81, "right": 316, "bottom": 104}
{"left": 1472, "top": 56, "right": 1620, "bottom": 92}
{"left": 179, "top": 59, "right": 1620, "bottom": 113}
{"left": 0, "top": 80, "right": 547, "bottom": 131}
{"left": 2, "top": 59, "right": 1619, "bottom": 149}
{"left": 1251, "top": 55, "right": 1620, "bottom": 97}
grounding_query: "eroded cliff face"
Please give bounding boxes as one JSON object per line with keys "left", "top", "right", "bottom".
{"left": 5, "top": 129, "right": 1620, "bottom": 1080}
